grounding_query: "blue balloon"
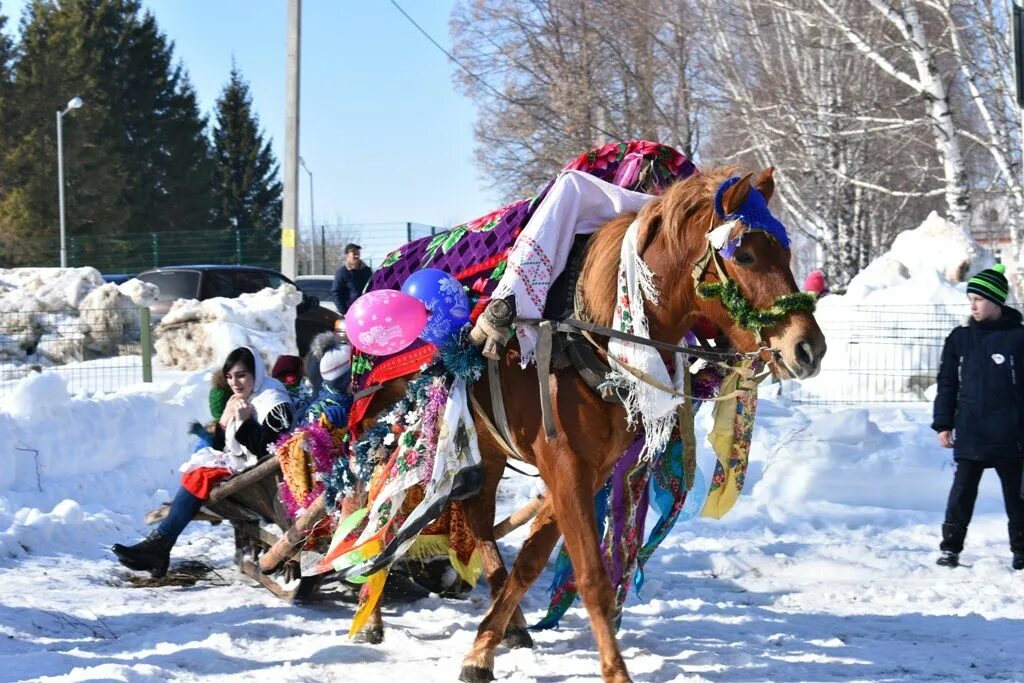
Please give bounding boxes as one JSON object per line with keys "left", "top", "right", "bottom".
{"left": 401, "top": 268, "right": 471, "bottom": 345}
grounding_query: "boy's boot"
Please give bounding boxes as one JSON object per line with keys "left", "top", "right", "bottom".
{"left": 937, "top": 523, "right": 966, "bottom": 568}
{"left": 1009, "top": 526, "right": 1024, "bottom": 571}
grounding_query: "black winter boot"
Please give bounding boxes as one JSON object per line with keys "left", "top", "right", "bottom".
{"left": 937, "top": 523, "right": 966, "bottom": 568}
{"left": 112, "top": 531, "right": 173, "bottom": 578}
{"left": 1009, "top": 527, "right": 1024, "bottom": 571}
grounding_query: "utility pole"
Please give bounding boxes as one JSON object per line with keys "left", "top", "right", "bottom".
{"left": 299, "top": 156, "right": 315, "bottom": 273}
{"left": 280, "top": 0, "right": 301, "bottom": 278}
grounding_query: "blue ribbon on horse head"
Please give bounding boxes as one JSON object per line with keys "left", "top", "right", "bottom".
{"left": 712, "top": 176, "right": 790, "bottom": 251}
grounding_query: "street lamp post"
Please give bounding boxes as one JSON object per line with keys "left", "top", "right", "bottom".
{"left": 57, "top": 96, "right": 84, "bottom": 268}
{"left": 299, "top": 155, "right": 315, "bottom": 273}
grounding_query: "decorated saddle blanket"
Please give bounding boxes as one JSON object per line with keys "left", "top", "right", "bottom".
{"left": 348, "top": 140, "right": 697, "bottom": 437}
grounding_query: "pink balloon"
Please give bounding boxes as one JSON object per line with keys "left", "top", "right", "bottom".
{"left": 345, "top": 289, "right": 428, "bottom": 356}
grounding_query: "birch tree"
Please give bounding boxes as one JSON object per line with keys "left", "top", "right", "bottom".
{"left": 450, "top": 0, "right": 705, "bottom": 199}
{"left": 804, "top": 1, "right": 971, "bottom": 225}
{"left": 701, "top": 0, "right": 940, "bottom": 284}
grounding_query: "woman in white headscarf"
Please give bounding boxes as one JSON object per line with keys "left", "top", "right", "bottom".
{"left": 112, "top": 347, "right": 294, "bottom": 578}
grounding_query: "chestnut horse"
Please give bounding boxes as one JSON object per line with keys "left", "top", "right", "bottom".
{"left": 449, "top": 166, "right": 826, "bottom": 682}
{"left": 351, "top": 167, "right": 825, "bottom": 676}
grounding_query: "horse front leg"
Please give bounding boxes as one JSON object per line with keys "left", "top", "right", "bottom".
{"left": 459, "top": 501, "right": 560, "bottom": 683}
{"left": 459, "top": 449, "right": 534, "bottom": 649}
{"left": 546, "top": 452, "right": 631, "bottom": 683}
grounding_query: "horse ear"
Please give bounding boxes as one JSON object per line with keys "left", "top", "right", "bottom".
{"left": 752, "top": 167, "right": 775, "bottom": 203}
{"left": 721, "top": 172, "right": 754, "bottom": 215}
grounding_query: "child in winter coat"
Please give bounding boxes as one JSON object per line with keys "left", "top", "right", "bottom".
{"left": 112, "top": 346, "right": 294, "bottom": 577}
{"left": 933, "top": 264, "right": 1024, "bottom": 570}
{"left": 304, "top": 345, "right": 353, "bottom": 427}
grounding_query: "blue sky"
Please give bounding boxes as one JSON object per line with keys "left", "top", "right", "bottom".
{"left": 2, "top": 0, "right": 498, "bottom": 230}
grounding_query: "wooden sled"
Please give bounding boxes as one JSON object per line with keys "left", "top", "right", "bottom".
{"left": 146, "top": 455, "right": 546, "bottom": 604}
{"left": 146, "top": 455, "right": 326, "bottom": 603}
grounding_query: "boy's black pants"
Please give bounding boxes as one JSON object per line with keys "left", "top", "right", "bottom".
{"left": 942, "top": 459, "right": 1024, "bottom": 553}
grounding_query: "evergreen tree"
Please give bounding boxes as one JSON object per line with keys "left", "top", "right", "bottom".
{"left": 0, "top": 0, "right": 215, "bottom": 268}
{"left": 0, "top": 5, "right": 19, "bottom": 264}
{"left": 211, "top": 65, "right": 282, "bottom": 236}
{"left": 0, "top": 6, "right": 13, "bottom": 142}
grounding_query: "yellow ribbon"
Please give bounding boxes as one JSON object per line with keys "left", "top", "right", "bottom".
{"left": 701, "top": 360, "right": 762, "bottom": 519}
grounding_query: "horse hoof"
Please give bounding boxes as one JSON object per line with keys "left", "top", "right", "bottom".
{"left": 458, "top": 665, "right": 495, "bottom": 683}
{"left": 502, "top": 624, "right": 534, "bottom": 649}
{"left": 354, "top": 625, "right": 384, "bottom": 645}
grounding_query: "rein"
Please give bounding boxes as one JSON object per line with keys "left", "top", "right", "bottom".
{"left": 515, "top": 316, "right": 777, "bottom": 366}
{"left": 516, "top": 315, "right": 771, "bottom": 405}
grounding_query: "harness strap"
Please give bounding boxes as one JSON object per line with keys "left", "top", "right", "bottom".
{"left": 487, "top": 357, "right": 525, "bottom": 460}
{"left": 605, "top": 348, "right": 766, "bottom": 403}
{"left": 536, "top": 321, "right": 558, "bottom": 441}
{"left": 678, "top": 358, "right": 697, "bottom": 491}
{"left": 521, "top": 316, "right": 768, "bottom": 365}
{"left": 469, "top": 363, "right": 527, "bottom": 463}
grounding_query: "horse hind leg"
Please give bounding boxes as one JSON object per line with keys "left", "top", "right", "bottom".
{"left": 459, "top": 504, "right": 561, "bottom": 683}
{"left": 459, "top": 452, "right": 534, "bottom": 650}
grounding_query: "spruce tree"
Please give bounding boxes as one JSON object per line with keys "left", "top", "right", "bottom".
{"left": 211, "top": 65, "right": 282, "bottom": 237}
{"left": 0, "top": 5, "right": 24, "bottom": 265}
{"left": 0, "top": 0, "right": 215, "bottom": 268}
{"left": 0, "top": 7, "right": 13, "bottom": 144}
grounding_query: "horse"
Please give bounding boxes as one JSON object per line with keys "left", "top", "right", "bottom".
{"left": 448, "top": 166, "right": 827, "bottom": 682}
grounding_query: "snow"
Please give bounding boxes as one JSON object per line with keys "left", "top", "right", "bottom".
{"left": 2, "top": 269, "right": 301, "bottom": 394}
{"left": 154, "top": 285, "right": 301, "bottom": 371}
{"left": 1, "top": 218, "right": 1023, "bottom": 682}
{"left": 1, "top": 376, "right": 1022, "bottom": 681}
{"left": 794, "top": 213, "right": 986, "bottom": 402}
{"left": 0, "top": 268, "right": 157, "bottom": 389}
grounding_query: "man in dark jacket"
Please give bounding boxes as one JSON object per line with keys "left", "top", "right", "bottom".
{"left": 331, "top": 243, "right": 373, "bottom": 314}
{"left": 933, "top": 264, "right": 1024, "bottom": 570}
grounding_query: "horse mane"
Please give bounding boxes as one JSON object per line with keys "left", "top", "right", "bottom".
{"left": 578, "top": 165, "right": 742, "bottom": 327}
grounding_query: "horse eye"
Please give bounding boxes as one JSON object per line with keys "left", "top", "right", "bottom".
{"left": 734, "top": 251, "right": 755, "bottom": 266}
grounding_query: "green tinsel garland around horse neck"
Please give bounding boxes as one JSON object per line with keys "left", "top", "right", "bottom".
{"left": 696, "top": 280, "right": 816, "bottom": 335}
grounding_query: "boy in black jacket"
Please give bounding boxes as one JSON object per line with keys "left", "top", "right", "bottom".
{"left": 933, "top": 264, "right": 1024, "bottom": 569}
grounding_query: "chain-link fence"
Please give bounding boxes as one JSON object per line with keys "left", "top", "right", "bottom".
{"left": 65, "top": 223, "right": 444, "bottom": 277}
{"left": 69, "top": 228, "right": 281, "bottom": 274}
{"left": 0, "top": 307, "right": 152, "bottom": 396}
{"left": 301, "top": 223, "right": 442, "bottom": 275}
{"left": 780, "top": 303, "right": 970, "bottom": 403}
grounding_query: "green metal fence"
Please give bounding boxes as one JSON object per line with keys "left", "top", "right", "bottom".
{"left": 0, "top": 306, "right": 153, "bottom": 396}
{"left": 69, "top": 228, "right": 280, "bottom": 274}
{"left": 64, "top": 223, "right": 444, "bottom": 276}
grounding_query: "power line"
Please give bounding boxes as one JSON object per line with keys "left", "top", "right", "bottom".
{"left": 387, "top": 0, "right": 623, "bottom": 144}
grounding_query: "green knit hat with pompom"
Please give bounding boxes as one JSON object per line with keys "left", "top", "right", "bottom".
{"left": 967, "top": 263, "right": 1009, "bottom": 306}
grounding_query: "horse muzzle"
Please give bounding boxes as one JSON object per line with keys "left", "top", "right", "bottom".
{"left": 775, "top": 335, "right": 826, "bottom": 380}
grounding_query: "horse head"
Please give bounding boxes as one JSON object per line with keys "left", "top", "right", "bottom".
{"left": 581, "top": 166, "right": 826, "bottom": 379}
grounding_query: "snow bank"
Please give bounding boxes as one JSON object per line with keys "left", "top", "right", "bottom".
{"left": 795, "top": 213, "right": 990, "bottom": 401}
{"left": 0, "top": 308, "right": 1018, "bottom": 683}
{"left": 0, "top": 268, "right": 157, "bottom": 371}
{"left": 845, "top": 211, "right": 991, "bottom": 303}
{"left": 0, "top": 369, "right": 208, "bottom": 562}
{"left": 154, "top": 285, "right": 301, "bottom": 371}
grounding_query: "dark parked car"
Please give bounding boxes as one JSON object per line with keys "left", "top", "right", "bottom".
{"left": 135, "top": 265, "right": 340, "bottom": 356}
{"left": 101, "top": 273, "right": 137, "bottom": 285}
{"left": 294, "top": 275, "right": 338, "bottom": 313}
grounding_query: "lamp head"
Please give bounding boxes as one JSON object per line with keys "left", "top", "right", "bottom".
{"left": 66, "top": 96, "right": 83, "bottom": 110}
